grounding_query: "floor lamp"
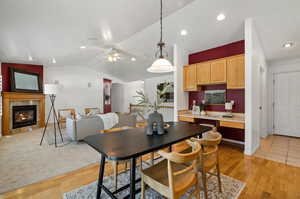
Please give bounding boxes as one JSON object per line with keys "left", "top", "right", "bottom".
{"left": 40, "top": 84, "right": 63, "bottom": 147}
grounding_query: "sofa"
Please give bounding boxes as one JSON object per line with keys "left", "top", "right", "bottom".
{"left": 66, "top": 112, "right": 137, "bottom": 141}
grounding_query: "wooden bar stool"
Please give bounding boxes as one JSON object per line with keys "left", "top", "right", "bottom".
{"left": 141, "top": 140, "right": 201, "bottom": 199}
{"left": 191, "top": 131, "right": 222, "bottom": 199}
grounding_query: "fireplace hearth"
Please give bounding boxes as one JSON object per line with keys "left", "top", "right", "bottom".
{"left": 12, "top": 105, "right": 37, "bottom": 129}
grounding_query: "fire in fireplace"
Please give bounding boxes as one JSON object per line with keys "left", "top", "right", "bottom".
{"left": 12, "top": 105, "right": 37, "bottom": 129}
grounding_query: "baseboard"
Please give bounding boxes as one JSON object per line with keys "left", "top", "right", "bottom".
{"left": 221, "top": 138, "right": 244, "bottom": 151}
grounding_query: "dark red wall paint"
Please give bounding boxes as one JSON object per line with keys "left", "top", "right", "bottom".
{"left": 188, "top": 40, "right": 245, "bottom": 113}
{"left": 189, "top": 40, "right": 245, "bottom": 64}
{"left": 1, "top": 63, "right": 44, "bottom": 92}
{"left": 188, "top": 84, "right": 244, "bottom": 113}
{"left": 197, "top": 119, "right": 244, "bottom": 141}
{"left": 103, "top": 78, "right": 112, "bottom": 113}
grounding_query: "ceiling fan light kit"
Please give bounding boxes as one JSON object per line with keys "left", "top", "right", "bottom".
{"left": 107, "top": 49, "right": 121, "bottom": 62}
{"left": 147, "top": 0, "right": 174, "bottom": 73}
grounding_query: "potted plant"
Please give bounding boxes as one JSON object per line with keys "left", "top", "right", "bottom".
{"left": 135, "top": 82, "right": 171, "bottom": 135}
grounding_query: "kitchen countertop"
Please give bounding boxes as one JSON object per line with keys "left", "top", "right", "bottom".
{"left": 178, "top": 112, "right": 245, "bottom": 123}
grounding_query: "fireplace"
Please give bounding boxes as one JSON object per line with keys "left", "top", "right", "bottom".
{"left": 12, "top": 105, "right": 37, "bottom": 129}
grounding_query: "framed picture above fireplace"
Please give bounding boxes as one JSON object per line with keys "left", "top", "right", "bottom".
{"left": 10, "top": 68, "right": 43, "bottom": 93}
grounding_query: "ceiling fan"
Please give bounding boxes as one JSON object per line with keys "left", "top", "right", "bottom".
{"left": 83, "top": 37, "right": 139, "bottom": 63}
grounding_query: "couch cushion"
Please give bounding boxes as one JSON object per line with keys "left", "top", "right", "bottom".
{"left": 115, "top": 113, "right": 137, "bottom": 128}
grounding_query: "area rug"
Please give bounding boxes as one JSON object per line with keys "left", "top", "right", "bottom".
{"left": 64, "top": 167, "right": 246, "bottom": 199}
{"left": 0, "top": 128, "right": 99, "bottom": 194}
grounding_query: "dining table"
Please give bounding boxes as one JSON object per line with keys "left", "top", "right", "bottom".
{"left": 84, "top": 121, "right": 211, "bottom": 199}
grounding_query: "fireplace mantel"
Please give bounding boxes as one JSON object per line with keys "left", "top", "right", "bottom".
{"left": 2, "top": 92, "right": 45, "bottom": 135}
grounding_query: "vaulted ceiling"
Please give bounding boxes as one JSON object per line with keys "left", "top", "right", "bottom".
{"left": 0, "top": 0, "right": 299, "bottom": 82}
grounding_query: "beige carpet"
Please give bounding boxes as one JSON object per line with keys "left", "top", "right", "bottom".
{"left": 0, "top": 128, "right": 99, "bottom": 194}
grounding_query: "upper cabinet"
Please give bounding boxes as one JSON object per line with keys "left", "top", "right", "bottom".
{"left": 183, "top": 64, "right": 197, "bottom": 91}
{"left": 210, "top": 58, "right": 227, "bottom": 84}
{"left": 196, "top": 62, "right": 211, "bottom": 85}
{"left": 226, "top": 55, "right": 245, "bottom": 89}
{"left": 183, "top": 54, "right": 245, "bottom": 91}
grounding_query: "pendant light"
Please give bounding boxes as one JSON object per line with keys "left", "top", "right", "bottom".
{"left": 147, "top": 0, "right": 174, "bottom": 73}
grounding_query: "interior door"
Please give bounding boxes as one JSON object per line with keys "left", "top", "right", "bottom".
{"left": 274, "top": 72, "right": 300, "bottom": 137}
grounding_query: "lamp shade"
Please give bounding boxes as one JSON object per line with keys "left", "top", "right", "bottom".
{"left": 147, "top": 58, "right": 174, "bottom": 73}
{"left": 44, "top": 84, "right": 57, "bottom": 95}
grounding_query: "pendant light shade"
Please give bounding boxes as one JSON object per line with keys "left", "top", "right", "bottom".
{"left": 147, "top": 0, "right": 174, "bottom": 73}
{"left": 147, "top": 58, "right": 174, "bottom": 73}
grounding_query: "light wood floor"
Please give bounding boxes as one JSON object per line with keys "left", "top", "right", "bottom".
{"left": 255, "top": 135, "right": 300, "bottom": 167}
{"left": 1, "top": 144, "right": 300, "bottom": 199}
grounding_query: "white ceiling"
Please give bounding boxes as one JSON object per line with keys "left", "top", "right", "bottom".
{"left": 0, "top": 0, "right": 300, "bottom": 82}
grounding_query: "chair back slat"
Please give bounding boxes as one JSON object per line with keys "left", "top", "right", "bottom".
{"left": 201, "top": 131, "right": 222, "bottom": 147}
{"left": 58, "top": 108, "right": 76, "bottom": 121}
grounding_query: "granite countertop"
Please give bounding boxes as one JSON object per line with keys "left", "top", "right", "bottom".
{"left": 178, "top": 112, "right": 245, "bottom": 123}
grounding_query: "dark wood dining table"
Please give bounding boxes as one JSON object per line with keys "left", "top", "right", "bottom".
{"left": 84, "top": 122, "right": 211, "bottom": 199}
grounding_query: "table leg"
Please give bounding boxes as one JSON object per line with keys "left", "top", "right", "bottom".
{"left": 96, "top": 155, "right": 106, "bottom": 199}
{"left": 130, "top": 157, "right": 136, "bottom": 199}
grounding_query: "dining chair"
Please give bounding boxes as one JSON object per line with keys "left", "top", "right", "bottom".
{"left": 84, "top": 107, "right": 101, "bottom": 115}
{"left": 199, "top": 123, "right": 217, "bottom": 138}
{"left": 58, "top": 108, "right": 76, "bottom": 128}
{"left": 191, "top": 131, "right": 222, "bottom": 199}
{"left": 141, "top": 140, "right": 201, "bottom": 199}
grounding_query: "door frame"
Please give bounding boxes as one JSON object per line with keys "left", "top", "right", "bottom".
{"left": 272, "top": 70, "right": 300, "bottom": 135}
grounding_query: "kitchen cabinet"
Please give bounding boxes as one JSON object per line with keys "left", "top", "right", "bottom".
{"left": 220, "top": 121, "right": 245, "bottom": 129}
{"left": 183, "top": 64, "right": 197, "bottom": 91}
{"left": 196, "top": 62, "right": 211, "bottom": 85}
{"left": 226, "top": 54, "right": 245, "bottom": 89}
{"left": 210, "top": 58, "right": 227, "bottom": 84}
{"left": 183, "top": 54, "right": 244, "bottom": 91}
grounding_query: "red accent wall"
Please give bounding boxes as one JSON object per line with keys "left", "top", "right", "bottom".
{"left": 188, "top": 40, "right": 245, "bottom": 113}
{"left": 189, "top": 40, "right": 245, "bottom": 64}
{"left": 1, "top": 63, "right": 43, "bottom": 92}
{"left": 103, "top": 78, "right": 112, "bottom": 113}
{"left": 189, "top": 84, "right": 244, "bottom": 113}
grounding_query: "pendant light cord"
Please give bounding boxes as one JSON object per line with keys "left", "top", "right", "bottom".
{"left": 160, "top": 0, "right": 162, "bottom": 43}
{"left": 158, "top": 0, "right": 163, "bottom": 58}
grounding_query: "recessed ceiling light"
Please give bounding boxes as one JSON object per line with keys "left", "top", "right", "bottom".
{"left": 28, "top": 55, "right": 33, "bottom": 61}
{"left": 131, "top": 57, "right": 136, "bottom": 61}
{"left": 52, "top": 58, "right": 56, "bottom": 64}
{"left": 80, "top": 46, "right": 86, "bottom": 49}
{"left": 283, "top": 42, "right": 293, "bottom": 48}
{"left": 180, "top": 29, "right": 188, "bottom": 36}
{"left": 217, "top": 13, "right": 226, "bottom": 21}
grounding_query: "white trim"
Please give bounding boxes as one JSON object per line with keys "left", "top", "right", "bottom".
{"left": 222, "top": 138, "right": 244, "bottom": 145}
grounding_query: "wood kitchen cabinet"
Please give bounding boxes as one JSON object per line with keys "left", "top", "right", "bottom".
{"left": 183, "top": 64, "right": 197, "bottom": 91}
{"left": 210, "top": 58, "right": 227, "bottom": 84}
{"left": 183, "top": 54, "right": 244, "bottom": 91}
{"left": 196, "top": 62, "right": 211, "bottom": 85}
{"left": 226, "top": 54, "right": 245, "bottom": 89}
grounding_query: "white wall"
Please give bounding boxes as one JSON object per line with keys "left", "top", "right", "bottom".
{"left": 111, "top": 81, "right": 144, "bottom": 113}
{"left": 267, "top": 58, "right": 300, "bottom": 133}
{"left": 111, "top": 83, "right": 125, "bottom": 113}
{"left": 0, "top": 61, "right": 2, "bottom": 137}
{"left": 144, "top": 75, "right": 174, "bottom": 122}
{"left": 244, "top": 18, "right": 268, "bottom": 155}
{"left": 44, "top": 65, "right": 123, "bottom": 119}
{"left": 173, "top": 44, "right": 189, "bottom": 121}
